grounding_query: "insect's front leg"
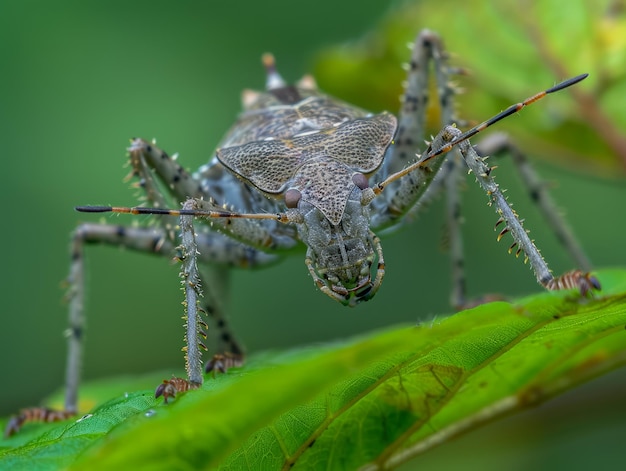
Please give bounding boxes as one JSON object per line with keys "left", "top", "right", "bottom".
{"left": 177, "top": 199, "right": 205, "bottom": 387}
{"left": 152, "top": 196, "right": 299, "bottom": 401}
{"left": 476, "top": 132, "right": 592, "bottom": 272}
{"left": 440, "top": 126, "right": 600, "bottom": 295}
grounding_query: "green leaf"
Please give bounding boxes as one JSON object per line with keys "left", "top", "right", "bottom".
{"left": 313, "top": 0, "right": 626, "bottom": 174}
{"left": 1, "top": 269, "right": 625, "bottom": 470}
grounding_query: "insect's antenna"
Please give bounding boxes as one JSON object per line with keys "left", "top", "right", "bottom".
{"left": 76, "top": 206, "right": 193, "bottom": 216}
{"left": 422, "top": 73, "right": 588, "bottom": 165}
{"left": 374, "top": 73, "right": 588, "bottom": 194}
{"left": 75, "top": 205, "right": 290, "bottom": 222}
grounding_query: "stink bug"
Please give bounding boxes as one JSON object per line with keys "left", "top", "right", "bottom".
{"left": 6, "top": 30, "right": 598, "bottom": 436}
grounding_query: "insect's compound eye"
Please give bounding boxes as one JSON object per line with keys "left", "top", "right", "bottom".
{"left": 352, "top": 173, "right": 369, "bottom": 190}
{"left": 284, "top": 188, "right": 302, "bottom": 208}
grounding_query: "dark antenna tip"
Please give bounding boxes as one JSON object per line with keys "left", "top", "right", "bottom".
{"left": 75, "top": 206, "right": 113, "bottom": 213}
{"left": 547, "top": 73, "right": 589, "bottom": 94}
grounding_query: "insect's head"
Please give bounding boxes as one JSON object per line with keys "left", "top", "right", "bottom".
{"left": 286, "top": 169, "right": 382, "bottom": 307}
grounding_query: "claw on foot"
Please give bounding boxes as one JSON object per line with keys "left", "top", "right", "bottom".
{"left": 155, "top": 353, "right": 245, "bottom": 403}
{"left": 4, "top": 408, "right": 75, "bottom": 438}
{"left": 155, "top": 377, "right": 199, "bottom": 403}
{"left": 546, "top": 270, "right": 601, "bottom": 296}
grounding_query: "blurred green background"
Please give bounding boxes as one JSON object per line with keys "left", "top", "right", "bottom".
{"left": 1, "top": 0, "right": 625, "bottom": 469}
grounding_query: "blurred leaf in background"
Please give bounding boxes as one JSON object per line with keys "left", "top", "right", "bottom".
{"left": 314, "top": 0, "right": 626, "bottom": 174}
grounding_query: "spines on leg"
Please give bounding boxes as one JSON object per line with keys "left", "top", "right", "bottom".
{"left": 179, "top": 199, "right": 205, "bottom": 387}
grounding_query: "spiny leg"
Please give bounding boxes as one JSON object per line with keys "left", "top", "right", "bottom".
{"left": 438, "top": 126, "right": 599, "bottom": 294}
{"left": 370, "top": 72, "right": 597, "bottom": 296}
{"left": 442, "top": 152, "right": 519, "bottom": 309}
{"left": 383, "top": 29, "right": 456, "bottom": 176}
{"left": 162, "top": 265, "right": 245, "bottom": 394}
{"left": 371, "top": 29, "right": 471, "bottom": 306}
{"left": 173, "top": 198, "right": 248, "bottom": 388}
{"left": 179, "top": 199, "right": 204, "bottom": 387}
{"left": 127, "top": 139, "right": 278, "bottom": 398}
{"left": 155, "top": 212, "right": 269, "bottom": 401}
{"left": 372, "top": 30, "right": 460, "bottom": 228}
{"left": 128, "top": 138, "right": 206, "bottom": 206}
{"left": 153, "top": 196, "right": 298, "bottom": 401}
{"left": 476, "top": 132, "right": 593, "bottom": 272}
{"left": 131, "top": 138, "right": 204, "bottom": 394}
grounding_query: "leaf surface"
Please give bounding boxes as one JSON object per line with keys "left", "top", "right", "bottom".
{"left": 1, "top": 269, "right": 625, "bottom": 470}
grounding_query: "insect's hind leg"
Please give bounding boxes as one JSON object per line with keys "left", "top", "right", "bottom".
{"left": 383, "top": 30, "right": 458, "bottom": 176}
{"left": 476, "top": 132, "right": 593, "bottom": 272}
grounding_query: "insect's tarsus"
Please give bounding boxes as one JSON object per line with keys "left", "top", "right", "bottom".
{"left": 155, "top": 377, "right": 199, "bottom": 403}
{"left": 4, "top": 408, "right": 74, "bottom": 438}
